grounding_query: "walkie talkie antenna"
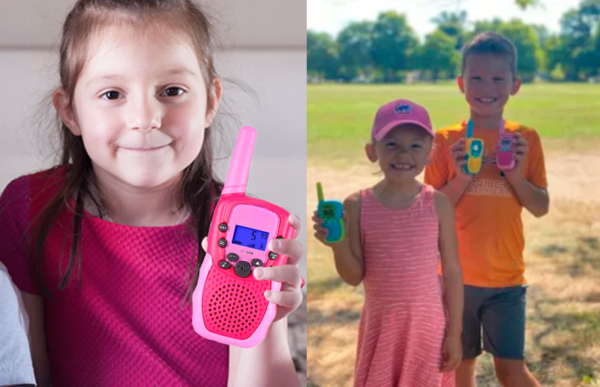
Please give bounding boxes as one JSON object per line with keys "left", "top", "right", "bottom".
{"left": 466, "top": 119, "right": 474, "bottom": 138}
{"left": 222, "top": 126, "right": 256, "bottom": 195}
{"left": 317, "top": 182, "right": 324, "bottom": 203}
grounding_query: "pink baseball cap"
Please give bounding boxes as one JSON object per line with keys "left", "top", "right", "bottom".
{"left": 371, "top": 99, "right": 434, "bottom": 141}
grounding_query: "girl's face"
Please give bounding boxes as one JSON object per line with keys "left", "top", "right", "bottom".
{"left": 59, "top": 24, "right": 220, "bottom": 190}
{"left": 367, "top": 125, "right": 433, "bottom": 182}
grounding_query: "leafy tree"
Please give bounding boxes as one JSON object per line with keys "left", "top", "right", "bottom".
{"left": 307, "top": 30, "right": 338, "bottom": 80}
{"left": 371, "top": 11, "right": 419, "bottom": 82}
{"left": 417, "top": 30, "right": 461, "bottom": 81}
{"left": 337, "top": 21, "right": 374, "bottom": 81}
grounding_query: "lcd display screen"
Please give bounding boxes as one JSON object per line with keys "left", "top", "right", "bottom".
{"left": 232, "top": 225, "right": 270, "bottom": 251}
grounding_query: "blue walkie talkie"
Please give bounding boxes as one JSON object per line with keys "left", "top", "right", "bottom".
{"left": 317, "top": 182, "right": 345, "bottom": 243}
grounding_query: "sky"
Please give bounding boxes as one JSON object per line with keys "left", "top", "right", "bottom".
{"left": 307, "top": 0, "right": 581, "bottom": 39}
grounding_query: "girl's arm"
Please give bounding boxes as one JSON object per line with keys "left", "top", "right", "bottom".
{"left": 21, "top": 292, "right": 51, "bottom": 387}
{"left": 312, "top": 191, "right": 365, "bottom": 286}
{"left": 216, "top": 212, "right": 304, "bottom": 387}
{"left": 433, "top": 191, "right": 463, "bottom": 339}
{"left": 228, "top": 319, "right": 298, "bottom": 387}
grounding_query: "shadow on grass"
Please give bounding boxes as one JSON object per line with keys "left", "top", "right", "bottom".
{"left": 537, "top": 236, "right": 600, "bottom": 278}
{"left": 529, "top": 236, "right": 600, "bottom": 383}
{"left": 529, "top": 293, "right": 600, "bottom": 384}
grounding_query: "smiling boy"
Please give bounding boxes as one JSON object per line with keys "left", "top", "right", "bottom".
{"left": 425, "top": 32, "right": 549, "bottom": 387}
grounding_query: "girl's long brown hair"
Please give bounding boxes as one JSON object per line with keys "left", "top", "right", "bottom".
{"left": 31, "top": 0, "right": 223, "bottom": 304}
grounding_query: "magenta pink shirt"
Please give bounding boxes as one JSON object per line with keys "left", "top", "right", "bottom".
{"left": 0, "top": 167, "right": 228, "bottom": 386}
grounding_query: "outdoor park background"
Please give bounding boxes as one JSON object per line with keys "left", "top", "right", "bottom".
{"left": 307, "top": 0, "right": 600, "bottom": 386}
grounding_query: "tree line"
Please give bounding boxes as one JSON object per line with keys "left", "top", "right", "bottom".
{"left": 308, "top": 0, "right": 600, "bottom": 83}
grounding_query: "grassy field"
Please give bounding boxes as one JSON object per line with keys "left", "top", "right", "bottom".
{"left": 307, "top": 83, "right": 600, "bottom": 387}
{"left": 308, "top": 82, "right": 600, "bottom": 167}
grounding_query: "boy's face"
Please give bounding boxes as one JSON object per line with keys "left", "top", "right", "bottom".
{"left": 459, "top": 54, "right": 521, "bottom": 117}
{"left": 367, "top": 125, "right": 433, "bottom": 182}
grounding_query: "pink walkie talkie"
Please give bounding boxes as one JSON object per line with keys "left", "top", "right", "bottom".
{"left": 497, "top": 119, "right": 516, "bottom": 171}
{"left": 192, "top": 126, "right": 294, "bottom": 348}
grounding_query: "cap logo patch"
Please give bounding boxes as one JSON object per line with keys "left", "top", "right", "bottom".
{"left": 395, "top": 104, "right": 411, "bottom": 114}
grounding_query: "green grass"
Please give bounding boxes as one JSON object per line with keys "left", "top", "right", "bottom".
{"left": 308, "top": 83, "right": 600, "bottom": 163}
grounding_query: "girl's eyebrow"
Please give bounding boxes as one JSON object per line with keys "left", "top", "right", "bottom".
{"left": 86, "top": 73, "right": 125, "bottom": 87}
{"left": 85, "top": 68, "right": 198, "bottom": 87}
{"left": 163, "top": 68, "right": 198, "bottom": 77}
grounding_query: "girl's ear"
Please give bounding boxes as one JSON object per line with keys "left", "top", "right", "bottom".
{"left": 457, "top": 76, "right": 465, "bottom": 94}
{"left": 365, "top": 142, "right": 378, "bottom": 163}
{"left": 205, "top": 78, "right": 223, "bottom": 128}
{"left": 53, "top": 88, "right": 81, "bottom": 136}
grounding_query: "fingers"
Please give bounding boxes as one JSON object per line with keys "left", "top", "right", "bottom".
{"left": 254, "top": 264, "right": 302, "bottom": 288}
{"left": 267, "top": 287, "right": 303, "bottom": 312}
{"left": 313, "top": 224, "right": 329, "bottom": 239}
{"left": 312, "top": 210, "right": 324, "bottom": 225}
{"left": 201, "top": 237, "right": 208, "bottom": 252}
{"left": 288, "top": 213, "right": 301, "bottom": 239}
{"left": 450, "top": 137, "right": 466, "bottom": 151}
{"left": 269, "top": 238, "right": 304, "bottom": 266}
{"left": 441, "top": 349, "right": 462, "bottom": 372}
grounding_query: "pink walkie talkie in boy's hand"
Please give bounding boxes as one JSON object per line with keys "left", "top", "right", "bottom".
{"left": 496, "top": 119, "right": 516, "bottom": 171}
{"left": 192, "top": 126, "right": 295, "bottom": 348}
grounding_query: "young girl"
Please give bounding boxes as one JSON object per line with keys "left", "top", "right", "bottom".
{"left": 0, "top": 1, "right": 303, "bottom": 386}
{"left": 313, "top": 99, "right": 464, "bottom": 387}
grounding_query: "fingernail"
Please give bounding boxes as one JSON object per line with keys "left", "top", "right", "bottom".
{"left": 264, "top": 290, "right": 271, "bottom": 299}
{"left": 269, "top": 240, "right": 280, "bottom": 250}
{"left": 289, "top": 213, "right": 299, "bottom": 224}
{"left": 254, "top": 268, "right": 264, "bottom": 279}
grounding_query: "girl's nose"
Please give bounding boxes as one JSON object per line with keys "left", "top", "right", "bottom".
{"left": 127, "top": 95, "right": 162, "bottom": 132}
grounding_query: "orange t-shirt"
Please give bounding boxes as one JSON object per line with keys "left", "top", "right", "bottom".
{"left": 425, "top": 120, "right": 548, "bottom": 288}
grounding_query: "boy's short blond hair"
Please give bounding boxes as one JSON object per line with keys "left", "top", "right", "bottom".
{"left": 461, "top": 32, "right": 518, "bottom": 79}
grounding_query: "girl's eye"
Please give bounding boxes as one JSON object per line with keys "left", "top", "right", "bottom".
{"left": 102, "top": 91, "right": 121, "bottom": 100}
{"left": 162, "top": 87, "right": 184, "bottom": 97}
{"left": 412, "top": 144, "right": 423, "bottom": 149}
{"left": 386, "top": 142, "right": 396, "bottom": 147}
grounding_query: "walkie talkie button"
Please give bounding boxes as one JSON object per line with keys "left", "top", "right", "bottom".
{"left": 234, "top": 261, "right": 252, "bottom": 278}
{"left": 276, "top": 236, "right": 284, "bottom": 239}
{"left": 218, "top": 260, "right": 231, "bottom": 269}
{"left": 218, "top": 223, "right": 228, "bottom": 232}
{"left": 227, "top": 253, "right": 239, "bottom": 262}
{"left": 218, "top": 238, "right": 227, "bottom": 248}
{"left": 251, "top": 259, "right": 263, "bottom": 267}
{"left": 268, "top": 251, "right": 278, "bottom": 260}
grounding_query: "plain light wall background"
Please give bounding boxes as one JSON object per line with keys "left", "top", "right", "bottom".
{"left": 0, "top": 0, "right": 307, "bottom": 278}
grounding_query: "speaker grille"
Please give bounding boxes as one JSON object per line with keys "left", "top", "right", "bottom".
{"left": 202, "top": 269, "right": 270, "bottom": 340}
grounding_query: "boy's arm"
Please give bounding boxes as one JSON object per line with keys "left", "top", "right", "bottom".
{"left": 504, "top": 178, "right": 549, "bottom": 217}
{"left": 504, "top": 131, "right": 549, "bottom": 218}
{"left": 434, "top": 191, "right": 463, "bottom": 340}
{"left": 425, "top": 134, "right": 472, "bottom": 207}
{"left": 438, "top": 175, "right": 472, "bottom": 208}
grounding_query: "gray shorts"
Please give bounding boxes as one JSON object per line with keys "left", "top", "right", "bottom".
{"left": 462, "top": 284, "right": 528, "bottom": 360}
